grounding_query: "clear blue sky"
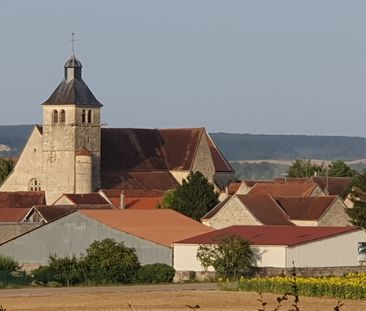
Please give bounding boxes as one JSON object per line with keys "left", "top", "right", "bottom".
{"left": 1, "top": 0, "right": 365, "bottom": 136}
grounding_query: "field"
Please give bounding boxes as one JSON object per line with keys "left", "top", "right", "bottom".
{"left": 0, "top": 289, "right": 365, "bottom": 311}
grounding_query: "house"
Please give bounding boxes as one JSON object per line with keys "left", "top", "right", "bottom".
{"left": 201, "top": 194, "right": 293, "bottom": 229}
{"left": 0, "top": 54, "right": 235, "bottom": 203}
{"left": 275, "top": 196, "right": 350, "bottom": 226}
{"left": 173, "top": 225, "right": 366, "bottom": 272}
{"left": 0, "top": 209, "right": 214, "bottom": 270}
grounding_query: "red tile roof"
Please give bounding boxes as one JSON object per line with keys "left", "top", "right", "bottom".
{"left": 248, "top": 183, "right": 318, "bottom": 197}
{"left": 0, "top": 208, "right": 30, "bottom": 222}
{"left": 80, "top": 209, "right": 215, "bottom": 247}
{"left": 62, "top": 193, "right": 109, "bottom": 205}
{"left": 312, "top": 177, "right": 352, "bottom": 197}
{"left": 0, "top": 191, "right": 46, "bottom": 209}
{"left": 175, "top": 225, "right": 359, "bottom": 246}
{"left": 228, "top": 182, "right": 241, "bottom": 195}
{"left": 236, "top": 195, "right": 293, "bottom": 225}
{"left": 275, "top": 196, "right": 338, "bottom": 221}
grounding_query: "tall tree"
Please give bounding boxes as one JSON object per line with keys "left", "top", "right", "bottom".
{"left": 287, "top": 159, "right": 323, "bottom": 178}
{"left": 162, "top": 171, "right": 219, "bottom": 220}
{"left": 346, "top": 169, "right": 366, "bottom": 229}
{"left": 327, "top": 160, "right": 356, "bottom": 177}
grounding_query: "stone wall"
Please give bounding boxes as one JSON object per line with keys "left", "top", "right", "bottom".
{"left": 319, "top": 198, "right": 351, "bottom": 226}
{"left": 192, "top": 132, "right": 215, "bottom": 183}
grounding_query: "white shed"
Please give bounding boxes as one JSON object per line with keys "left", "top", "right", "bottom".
{"left": 173, "top": 225, "right": 366, "bottom": 271}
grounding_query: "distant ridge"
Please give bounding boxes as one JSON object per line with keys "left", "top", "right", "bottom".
{"left": 0, "top": 125, "right": 33, "bottom": 157}
{"left": 210, "top": 132, "right": 366, "bottom": 161}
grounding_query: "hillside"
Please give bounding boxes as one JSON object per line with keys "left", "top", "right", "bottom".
{"left": 0, "top": 125, "right": 33, "bottom": 157}
{"left": 210, "top": 132, "right": 366, "bottom": 161}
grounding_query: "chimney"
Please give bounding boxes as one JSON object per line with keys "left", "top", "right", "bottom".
{"left": 120, "top": 190, "right": 125, "bottom": 209}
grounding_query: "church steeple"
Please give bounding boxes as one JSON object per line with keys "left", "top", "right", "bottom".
{"left": 64, "top": 54, "right": 82, "bottom": 81}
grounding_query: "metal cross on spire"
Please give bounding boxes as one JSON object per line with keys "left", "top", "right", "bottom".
{"left": 70, "top": 32, "right": 76, "bottom": 55}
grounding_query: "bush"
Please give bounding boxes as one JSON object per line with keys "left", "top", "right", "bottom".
{"left": 137, "top": 263, "right": 175, "bottom": 284}
{"left": 31, "top": 266, "right": 55, "bottom": 284}
{"left": 0, "top": 255, "right": 20, "bottom": 272}
{"left": 83, "top": 238, "right": 140, "bottom": 284}
{"left": 49, "top": 255, "right": 83, "bottom": 286}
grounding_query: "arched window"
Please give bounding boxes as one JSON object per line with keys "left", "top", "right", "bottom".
{"left": 81, "top": 109, "right": 86, "bottom": 123}
{"left": 60, "top": 110, "right": 66, "bottom": 124}
{"left": 87, "top": 110, "right": 92, "bottom": 123}
{"left": 29, "top": 178, "right": 41, "bottom": 191}
{"left": 52, "top": 110, "right": 58, "bottom": 124}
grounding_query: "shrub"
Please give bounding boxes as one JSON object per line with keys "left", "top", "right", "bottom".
{"left": 0, "top": 255, "right": 20, "bottom": 272}
{"left": 83, "top": 238, "right": 140, "bottom": 284}
{"left": 49, "top": 255, "right": 83, "bottom": 286}
{"left": 137, "top": 263, "right": 175, "bottom": 284}
{"left": 31, "top": 266, "right": 55, "bottom": 284}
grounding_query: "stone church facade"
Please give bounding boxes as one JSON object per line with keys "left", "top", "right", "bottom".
{"left": 1, "top": 55, "right": 235, "bottom": 203}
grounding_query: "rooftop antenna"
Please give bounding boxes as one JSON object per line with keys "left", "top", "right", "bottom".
{"left": 70, "top": 32, "right": 76, "bottom": 55}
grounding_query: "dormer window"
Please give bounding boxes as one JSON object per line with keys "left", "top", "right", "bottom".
{"left": 60, "top": 110, "right": 66, "bottom": 124}
{"left": 87, "top": 110, "right": 92, "bottom": 123}
{"left": 29, "top": 178, "right": 41, "bottom": 191}
{"left": 52, "top": 110, "right": 58, "bottom": 124}
{"left": 81, "top": 109, "right": 86, "bottom": 123}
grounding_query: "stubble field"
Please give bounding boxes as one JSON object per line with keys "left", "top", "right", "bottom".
{"left": 1, "top": 290, "right": 365, "bottom": 311}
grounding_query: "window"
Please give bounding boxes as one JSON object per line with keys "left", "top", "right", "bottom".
{"left": 87, "top": 109, "right": 92, "bottom": 123}
{"left": 60, "top": 110, "right": 66, "bottom": 124}
{"left": 81, "top": 109, "right": 86, "bottom": 123}
{"left": 52, "top": 110, "right": 58, "bottom": 124}
{"left": 29, "top": 178, "right": 41, "bottom": 191}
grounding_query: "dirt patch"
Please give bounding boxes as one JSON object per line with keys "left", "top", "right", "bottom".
{"left": 0, "top": 290, "right": 365, "bottom": 311}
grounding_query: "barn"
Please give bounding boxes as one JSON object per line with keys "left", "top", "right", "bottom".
{"left": 173, "top": 225, "right": 366, "bottom": 272}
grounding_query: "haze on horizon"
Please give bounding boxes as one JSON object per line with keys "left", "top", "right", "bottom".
{"left": 0, "top": 1, "right": 365, "bottom": 137}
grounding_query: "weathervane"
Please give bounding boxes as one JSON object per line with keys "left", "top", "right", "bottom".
{"left": 70, "top": 32, "right": 76, "bottom": 55}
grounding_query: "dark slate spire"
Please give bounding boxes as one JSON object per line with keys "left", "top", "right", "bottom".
{"left": 42, "top": 55, "right": 102, "bottom": 107}
{"left": 64, "top": 54, "right": 82, "bottom": 81}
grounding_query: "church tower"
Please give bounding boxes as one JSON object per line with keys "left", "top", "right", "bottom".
{"left": 41, "top": 54, "right": 102, "bottom": 202}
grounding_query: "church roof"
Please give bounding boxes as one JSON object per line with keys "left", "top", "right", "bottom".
{"left": 42, "top": 78, "right": 102, "bottom": 107}
{"left": 100, "top": 127, "right": 233, "bottom": 173}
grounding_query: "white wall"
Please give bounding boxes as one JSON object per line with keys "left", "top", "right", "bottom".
{"left": 286, "top": 230, "right": 366, "bottom": 268}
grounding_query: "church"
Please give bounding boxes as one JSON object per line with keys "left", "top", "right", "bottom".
{"left": 0, "top": 54, "right": 235, "bottom": 203}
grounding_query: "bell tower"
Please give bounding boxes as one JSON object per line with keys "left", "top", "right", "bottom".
{"left": 41, "top": 51, "right": 102, "bottom": 203}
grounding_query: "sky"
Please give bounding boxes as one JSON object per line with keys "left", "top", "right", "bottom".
{"left": 0, "top": 0, "right": 366, "bottom": 136}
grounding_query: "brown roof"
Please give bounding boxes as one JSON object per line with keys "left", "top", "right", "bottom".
{"left": 175, "top": 225, "right": 360, "bottom": 246}
{"left": 248, "top": 183, "right": 318, "bottom": 197}
{"left": 312, "top": 177, "right": 352, "bottom": 197}
{"left": 228, "top": 182, "right": 241, "bottom": 195}
{"left": 101, "top": 170, "right": 179, "bottom": 190}
{"left": 0, "top": 208, "right": 30, "bottom": 222}
{"left": 100, "top": 128, "right": 232, "bottom": 187}
{"left": 275, "top": 196, "right": 338, "bottom": 221}
{"left": 0, "top": 191, "right": 46, "bottom": 209}
{"left": 33, "top": 204, "right": 115, "bottom": 222}
{"left": 80, "top": 209, "right": 214, "bottom": 247}
{"left": 236, "top": 195, "right": 293, "bottom": 225}
{"left": 62, "top": 193, "right": 109, "bottom": 205}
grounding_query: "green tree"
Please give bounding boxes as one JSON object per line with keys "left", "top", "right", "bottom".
{"left": 327, "top": 160, "right": 356, "bottom": 177}
{"left": 287, "top": 159, "right": 324, "bottom": 178}
{"left": 82, "top": 238, "right": 140, "bottom": 284}
{"left": 0, "top": 255, "right": 20, "bottom": 272}
{"left": 0, "top": 158, "right": 13, "bottom": 184}
{"left": 346, "top": 169, "right": 366, "bottom": 229}
{"left": 196, "top": 234, "right": 254, "bottom": 278}
{"left": 48, "top": 255, "right": 82, "bottom": 286}
{"left": 162, "top": 171, "right": 219, "bottom": 220}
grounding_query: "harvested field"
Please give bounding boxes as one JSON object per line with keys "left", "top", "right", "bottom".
{"left": 1, "top": 290, "right": 365, "bottom": 311}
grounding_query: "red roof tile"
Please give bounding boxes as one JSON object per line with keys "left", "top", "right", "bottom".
{"left": 236, "top": 195, "right": 293, "bottom": 225}
{"left": 275, "top": 196, "right": 338, "bottom": 221}
{"left": 248, "top": 183, "right": 318, "bottom": 197}
{"left": 175, "top": 225, "right": 359, "bottom": 246}
{"left": 80, "top": 209, "right": 215, "bottom": 247}
{"left": 63, "top": 193, "right": 109, "bottom": 205}
{"left": 0, "top": 192, "right": 46, "bottom": 209}
{"left": 0, "top": 208, "right": 30, "bottom": 222}
{"left": 312, "top": 177, "right": 352, "bottom": 197}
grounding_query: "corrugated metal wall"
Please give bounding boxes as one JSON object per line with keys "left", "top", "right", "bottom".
{"left": 0, "top": 212, "right": 172, "bottom": 266}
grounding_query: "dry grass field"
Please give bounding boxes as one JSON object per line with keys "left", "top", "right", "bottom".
{"left": 0, "top": 290, "right": 365, "bottom": 311}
